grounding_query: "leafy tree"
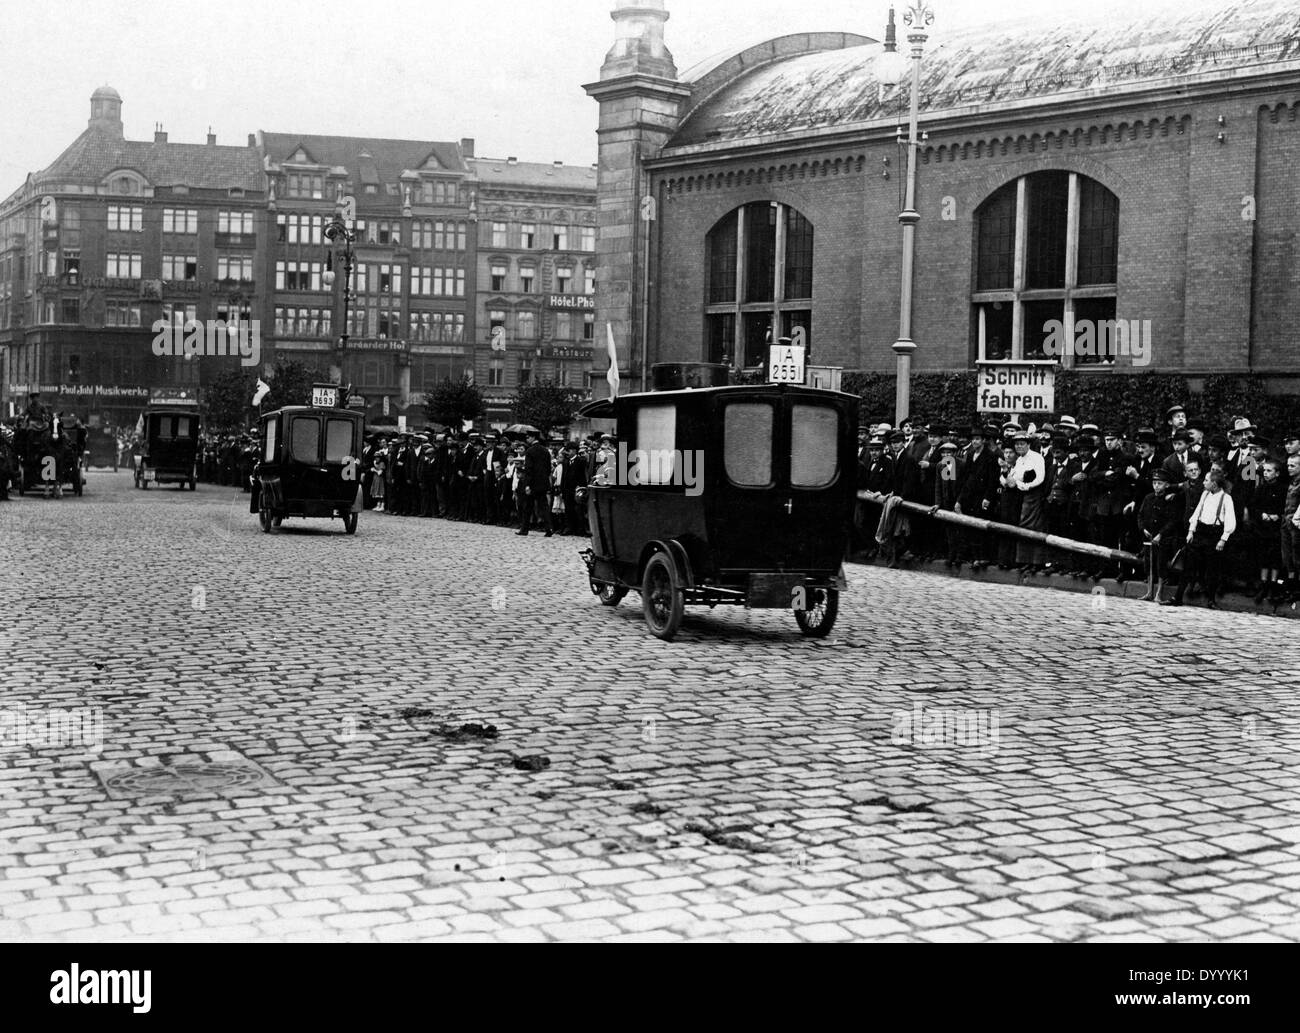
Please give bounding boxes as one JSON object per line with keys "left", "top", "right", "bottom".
{"left": 202, "top": 367, "right": 257, "bottom": 432}
{"left": 424, "top": 377, "right": 486, "bottom": 430}
{"left": 510, "top": 380, "right": 581, "bottom": 436}
{"left": 263, "top": 360, "right": 326, "bottom": 411}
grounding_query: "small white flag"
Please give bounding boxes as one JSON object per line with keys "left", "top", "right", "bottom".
{"left": 605, "top": 323, "right": 620, "bottom": 398}
{"left": 135, "top": 413, "right": 144, "bottom": 436}
{"left": 251, "top": 378, "right": 271, "bottom": 407}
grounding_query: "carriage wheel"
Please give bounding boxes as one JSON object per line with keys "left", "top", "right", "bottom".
{"left": 259, "top": 499, "right": 274, "bottom": 533}
{"left": 342, "top": 511, "right": 358, "bottom": 535}
{"left": 73, "top": 470, "right": 83, "bottom": 497}
{"left": 594, "top": 581, "right": 627, "bottom": 607}
{"left": 794, "top": 587, "right": 839, "bottom": 638}
{"left": 641, "top": 552, "right": 684, "bottom": 641}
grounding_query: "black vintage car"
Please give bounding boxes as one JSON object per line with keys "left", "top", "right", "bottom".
{"left": 134, "top": 407, "right": 199, "bottom": 490}
{"left": 579, "top": 364, "right": 858, "bottom": 641}
{"left": 13, "top": 415, "right": 83, "bottom": 497}
{"left": 249, "top": 386, "right": 364, "bottom": 534}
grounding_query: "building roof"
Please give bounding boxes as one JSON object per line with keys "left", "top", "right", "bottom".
{"left": 258, "top": 131, "right": 466, "bottom": 183}
{"left": 670, "top": 0, "right": 1300, "bottom": 149}
{"left": 468, "top": 157, "right": 597, "bottom": 193}
{"left": 36, "top": 129, "right": 265, "bottom": 191}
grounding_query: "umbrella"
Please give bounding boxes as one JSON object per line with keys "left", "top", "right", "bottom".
{"left": 503, "top": 423, "right": 540, "bottom": 439}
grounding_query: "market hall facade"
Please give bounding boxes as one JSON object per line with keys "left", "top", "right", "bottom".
{"left": 586, "top": 0, "right": 1300, "bottom": 396}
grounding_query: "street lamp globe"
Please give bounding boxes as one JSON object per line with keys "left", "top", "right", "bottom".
{"left": 323, "top": 268, "right": 336, "bottom": 288}
{"left": 876, "top": 46, "right": 908, "bottom": 87}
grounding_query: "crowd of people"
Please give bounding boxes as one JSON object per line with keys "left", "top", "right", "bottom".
{"left": 856, "top": 405, "right": 1300, "bottom": 609}
{"left": 359, "top": 428, "right": 612, "bottom": 536}
{"left": 196, "top": 432, "right": 258, "bottom": 489}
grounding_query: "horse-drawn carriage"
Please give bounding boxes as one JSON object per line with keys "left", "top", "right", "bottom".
{"left": 10, "top": 414, "right": 85, "bottom": 497}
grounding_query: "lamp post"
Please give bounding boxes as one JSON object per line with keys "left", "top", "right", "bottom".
{"left": 323, "top": 200, "right": 356, "bottom": 384}
{"left": 879, "top": 2, "right": 933, "bottom": 426}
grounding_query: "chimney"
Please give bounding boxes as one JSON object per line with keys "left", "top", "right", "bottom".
{"left": 154, "top": 123, "right": 167, "bottom": 143}
{"left": 460, "top": 137, "right": 475, "bottom": 158}
{"left": 248, "top": 133, "right": 256, "bottom": 147}
{"left": 554, "top": 160, "right": 564, "bottom": 166}
{"left": 207, "top": 126, "right": 216, "bottom": 145}
{"left": 507, "top": 156, "right": 518, "bottom": 165}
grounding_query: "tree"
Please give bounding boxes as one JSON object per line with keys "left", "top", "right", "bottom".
{"left": 263, "top": 360, "right": 326, "bottom": 411}
{"left": 202, "top": 367, "right": 257, "bottom": 432}
{"left": 424, "top": 377, "right": 486, "bottom": 430}
{"left": 510, "top": 380, "right": 581, "bottom": 437}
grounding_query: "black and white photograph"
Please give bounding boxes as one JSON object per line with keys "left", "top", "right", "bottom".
{"left": 1, "top": 0, "right": 1299, "bottom": 977}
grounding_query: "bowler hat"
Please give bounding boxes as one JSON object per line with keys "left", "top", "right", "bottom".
{"left": 1251, "top": 435, "right": 1272, "bottom": 450}
{"left": 886, "top": 430, "right": 905, "bottom": 444}
{"left": 1137, "top": 430, "right": 1159, "bottom": 446}
{"left": 1209, "top": 435, "right": 1231, "bottom": 451}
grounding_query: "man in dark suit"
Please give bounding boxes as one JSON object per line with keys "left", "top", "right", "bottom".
{"left": 481, "top": 432, "right": 507, "bottom": 525}
{"left": 1088, "top": 429, "right": 1132, "bottom": 569}
{"left": 561, "top": 441, "right": 587, "bottom": 535}
{"left": 517, "top": 430, "right": 553, "bottom": 536}
{"left": 955, "top": 424, "right": 1001, "bottom": 570}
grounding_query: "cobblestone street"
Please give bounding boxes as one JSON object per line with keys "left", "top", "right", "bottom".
{"left": 3, "top": 470, "right": 1300, "bottom": 942}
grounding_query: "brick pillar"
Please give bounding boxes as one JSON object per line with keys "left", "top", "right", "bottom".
{"left": 584, "top": 2, "right": 689, "bottom": 392}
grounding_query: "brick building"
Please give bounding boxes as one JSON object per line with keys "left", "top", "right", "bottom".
{"left": 1, "top": 90, "right": 599, "bottom": 432}
{"left": 255, "top": 131, "right": 476, "bottom": 428}
{"left": 586, "top": 0, "right": 1300, "bottom": 405}
{"left": 468, "top": 156, "right": 598, "bottom": 428}
{"left": 0, "top": 86, "right": 266, "bottom": 427}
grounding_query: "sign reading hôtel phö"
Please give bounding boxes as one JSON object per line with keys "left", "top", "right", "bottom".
{"left": 547, "top": 295, "right": 594, "bottom": 311}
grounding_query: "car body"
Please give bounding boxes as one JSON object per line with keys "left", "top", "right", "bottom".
{"left": 135, "top": 407, "right": 199, "bottom": 490}
{"left": 249, "top": 394, "right": 364, "bottom": 535}
{"left": 579, "top": 371, "right": 857, "bottom": 640}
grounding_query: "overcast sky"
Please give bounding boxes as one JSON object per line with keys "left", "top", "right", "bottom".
{"left": 0, "top": 0, "right": 1155, "bottom": 185}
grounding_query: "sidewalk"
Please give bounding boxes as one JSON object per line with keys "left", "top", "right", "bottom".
{"left": 847, "top": 552, "right": 1300, "bottom": 619}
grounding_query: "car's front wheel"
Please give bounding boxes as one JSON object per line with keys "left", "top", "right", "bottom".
{"left": 794, "top": 587, "right": 839, "bottom": 638}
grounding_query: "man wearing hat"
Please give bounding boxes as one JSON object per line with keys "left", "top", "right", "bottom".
{"left": 855, "top": 435, "right": 889, "bottom": 559}
{"left": 914, "top": 423, "right": 948, "bottom": 561}
{"left": 1056, "top": 432, "right": 1100, "bottom": 576}
{"left": 1163, "top": 404, "right": 1188, "bottom": 457}
{"left": 414, "top": 434, "right": 435, "bottom": 517}
{"left": 934, "top": 440, "right": 964, "bottom": 567}
{"left": 517, "top": 429, "right": 553, "bottom": 536}
{"left": 1086, "top": 428, "right": 1132, "bottom": 575}
{"left": 1228, "top": 417, "right": 1256, "bottom": 487}
{"left": 1056, "top": 415, "right": 1079, "bottom": 443}
{"left": 1186, "top": 419, "right": 1208, "bottom": 456}
{"left": 1137, "top": 464, "right": 1185, "bottom": 602}
{"left": 954, "top": 424, "right": 1001, "bottom": 570}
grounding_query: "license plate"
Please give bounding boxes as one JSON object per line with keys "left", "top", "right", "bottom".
{"left": 143, "top": 470, "right": 154, "bottom": 481}
{"left": 746, "top": 573, "right": 801, "bottom": 609}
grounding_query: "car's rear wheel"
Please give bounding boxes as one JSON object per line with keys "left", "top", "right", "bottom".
{"left": 595, "top": 582, "right": 627, "bottom": 607}
{"left": 342, "top": 511, "right": 358, "bottom": 535}
{"left": 794, "top": 587, "right": 839, "bottom": 638}
{"left": 641, "top": 552, "right": 684, "bottom": 641}
{"left": 259, "top": 500, "right": 273, "bottom": 533}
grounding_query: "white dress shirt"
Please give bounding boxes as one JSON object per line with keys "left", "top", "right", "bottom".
{"left": 1188, "top": 490, "right": 1236, "bottom": 542}
{"left": 1009, "top": 450, "right": 1046, "bottom": 491}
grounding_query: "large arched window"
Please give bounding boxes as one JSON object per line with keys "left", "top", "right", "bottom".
{"left": 972, "top": 171, "right": 1118, "bottom": 365}
{"left": 705, "top": 202, "right": 814, "bottom": 368}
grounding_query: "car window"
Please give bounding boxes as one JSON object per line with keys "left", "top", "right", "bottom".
{"left": 724, "top": 402, "right": 773, "bottom": 487}
{"left": 176, "top": 416, "right": 193, "bottom": 439}
{"left": 289, "top": 416, "right": 320, "bottom": 464}
{"left": 791, "top": 404, "right": 838, "bottom": 488}
{"left": 325, "top": 419, "right": 354, "bottom": 463}
{"left": 153, "top": 416, "right": 173, "bottom": 440}
{"left": 635, "top": 404, "right": 676, "bottom": 485}
{"left": 263, "top": 418, "right": 277, "bottom": 462}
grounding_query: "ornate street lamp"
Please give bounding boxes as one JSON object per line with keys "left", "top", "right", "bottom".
{"left": 879, "top": 2, "right": 933, "bottom": 425}
{"left": 323, "top": 202, "right": 356, "bottom": 364}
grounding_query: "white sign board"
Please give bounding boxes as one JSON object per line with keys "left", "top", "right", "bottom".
{"left": 768, "top": 344, "right": 805, "bottom": 384}
{"left": 398, "top": 416, "right": 408, "bottom": 433}
{"left": 977, "top": 363, "right": 1055, "bottom": 414}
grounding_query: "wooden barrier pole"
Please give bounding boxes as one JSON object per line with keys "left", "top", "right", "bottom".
{"left": 856, "top": 489, "right": 1143, "bottom": 566}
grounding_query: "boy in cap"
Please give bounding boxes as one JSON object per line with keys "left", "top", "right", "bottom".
{"left": 934, "top": 440, "right": 964, "bottom": 567}
{"left": 1137, "top": 465, "right": 1184, "bottom": 602}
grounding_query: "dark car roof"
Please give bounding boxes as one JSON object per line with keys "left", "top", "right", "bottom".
{"left": 263, "top": 407, "right": 364, "bottom": 418}
{"left": 580, "top": 383, "right": 857, "bottom": 420}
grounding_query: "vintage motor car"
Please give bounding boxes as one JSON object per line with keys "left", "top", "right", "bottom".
{"left": 13, "top": 413, "right": 84, "bottom": 497}
{"left": 249, "top": 384, "right": 364, "bottom": 535}
{"left": 578, "top": 363, "right": 857, "bottom": 641}
{"left": 134, "top": 405, "right": 199, "bottom": 490}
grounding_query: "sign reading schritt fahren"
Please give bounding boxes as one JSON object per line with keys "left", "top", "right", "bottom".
{"left": 977, "top": 363, "right": 1055, "bottom": 413}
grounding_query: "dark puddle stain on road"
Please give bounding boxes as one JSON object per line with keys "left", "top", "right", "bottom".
{"left": 683, "top": 821, "right": 775, "bottom": 853}
{"left": 431, "top": 723, "right": 499, "bottom": 743}
{"left": 511, "top": 754, "right": 550, "bottom": 772}
{"left": 629, "top": 800, "right": 668, "bottom": 816}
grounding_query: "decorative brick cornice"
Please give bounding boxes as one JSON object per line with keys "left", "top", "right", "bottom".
{"left": 921, "top": 115, "right": 1192, "bottom": 166}
{"left": 661, "top": 153, "right": 867, "bottom": 196}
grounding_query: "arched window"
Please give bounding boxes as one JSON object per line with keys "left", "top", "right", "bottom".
{"left": 972, "top": 171, "right": 1118, "bottom": 365}
{"left": 705, "top": 202, "right": 814, "bottom": 368}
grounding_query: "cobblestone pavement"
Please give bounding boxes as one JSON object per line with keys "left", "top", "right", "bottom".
{"left": 3, "top": 470, "right": 1300, "bottom": 942}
